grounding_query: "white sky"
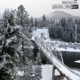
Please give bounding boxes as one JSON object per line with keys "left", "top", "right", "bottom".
{"left": 0, "top": 0, "right": 80, "bottom": 18}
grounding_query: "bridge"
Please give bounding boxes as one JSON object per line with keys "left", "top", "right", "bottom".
{"left": 32, "top": 37, "right": 80, "bottom": 80}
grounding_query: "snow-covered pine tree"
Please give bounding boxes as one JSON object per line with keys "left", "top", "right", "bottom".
{"left": 0, "top": 9, "right": 22, "bottom": 80}
{"left": 16, "top": 4, "right": 29, "bottom": 27}
{"left": 16, "top": 4, "right": 29, "bottom": 62}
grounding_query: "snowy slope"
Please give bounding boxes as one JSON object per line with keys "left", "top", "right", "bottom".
{"left": 46, "top": 11, "right": 80, "bottom": 21}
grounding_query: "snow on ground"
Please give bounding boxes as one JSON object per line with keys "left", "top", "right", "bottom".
{"left": 50, "top": 40, "right": 80, "bottom": 52}
{"left": 41, "top": 65, "right": 61, "bottom": 80}
{"left": 16, "top": 65, "right": 80, "bottom": 80}
{"left": 41, "top": 65, "right": 52, "bottom": 80}
{"left": 32, "top": 28, "right": 80, "bottom": 52}
{"left": 32, "top": 28, "right": 50, "bottom": 41}
{"left": 56, "top": 47, "right": 80, "bottom": 52}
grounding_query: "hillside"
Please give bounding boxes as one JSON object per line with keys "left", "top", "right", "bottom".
{"left": 45, "top": 11, "right": 80, "bottom": 21}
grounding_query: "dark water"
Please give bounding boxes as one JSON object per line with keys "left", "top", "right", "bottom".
{"left": 61, "top": 51, "right": 80, "bottom": 69}
{"left": 66, "top": 62, "right": 80, "bottom": 69}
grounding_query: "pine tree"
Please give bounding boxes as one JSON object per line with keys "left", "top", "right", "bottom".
{"left": 0, "top": 5, "right": 42, "bottom": 80}
{"left": 43, "top": 14, "right": 46, "bottom": 22}
{"left": 16, "top": 4, "right": 29, "bottom": 27}
{"left": 29, "top": 17, "right": 34, "bottom": 27}
{"left": 42, "top": 14, "right": 46, "bottom": 27}
{"left": 35, "top": 18, "right": 38, "bottom": 27}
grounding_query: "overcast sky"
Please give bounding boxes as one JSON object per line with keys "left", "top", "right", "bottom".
{"left": 0, "top": 0, "right": 80, "bottom": 18}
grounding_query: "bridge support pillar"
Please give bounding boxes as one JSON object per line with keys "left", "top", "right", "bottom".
{"left": 52, "top": 66, "right": 64, "bottom": 80}
{"left": 52, "top": 65, "right": 55, "bottom": 80}
{"left": 59, "top": 73, "right": 64, "bottom": 80}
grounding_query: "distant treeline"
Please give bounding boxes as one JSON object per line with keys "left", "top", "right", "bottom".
{"left": 48, "top": 18, "right": 80, "bottom": 42}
